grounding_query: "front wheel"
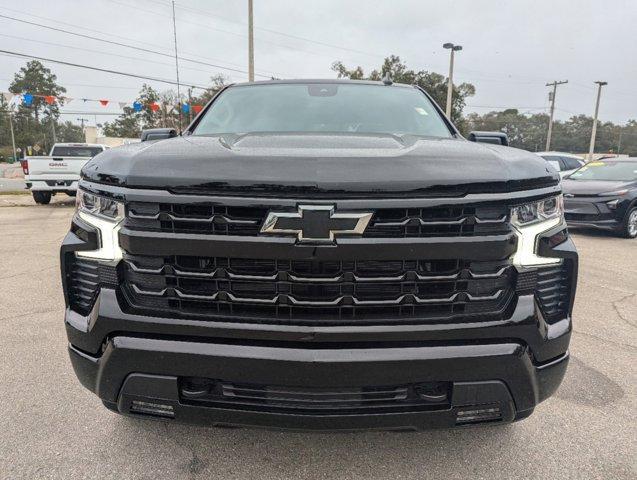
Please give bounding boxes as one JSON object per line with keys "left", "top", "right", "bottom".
{"left": 620, "top": 207, "right": 637, "bottom": 238}
{"left": 32, "top": 191, "right": 51, "bottom": 205}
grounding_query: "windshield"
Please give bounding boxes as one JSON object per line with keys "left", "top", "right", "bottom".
{"left": 51, "top": 146, "right": 104, "bottom": 157}
{"left": 192, "top": 83, "right": 452, "bottom": 137}
{"left": 569, "top": 161, "right": 637, "bottom": 181}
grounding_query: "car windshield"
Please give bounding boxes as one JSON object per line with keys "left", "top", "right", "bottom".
{"left": 192, "top": 83, "right": 452, "bottom": 138}
{"left": 568, "top": 160, "right": 637, "bottom": 181}
{"left": 51, "top": 146, "right": 103, "bottom": 157}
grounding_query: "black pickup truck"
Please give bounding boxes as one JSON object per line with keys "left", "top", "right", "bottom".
{"left": 61, "top": 79, "right": 577, "bottom": 430}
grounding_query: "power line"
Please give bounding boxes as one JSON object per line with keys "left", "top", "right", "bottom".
{"left": 0, "top": 5, "right": 283, "bottom": 76}
{"left": 0, "top": 13, "right": 274, "bottom": 78}
{"left": 0, "top": 33, "right": 248, "bottom": 79}
{"left": 0, "top": 49, "right": 209, "bottom": 89}
{"left": 153, "top": 0, "right": 384, "bottom": 59}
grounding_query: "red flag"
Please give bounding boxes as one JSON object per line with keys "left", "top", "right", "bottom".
{"left": 192, "top": 104, "right": 203, "bottom": 114}
{"left": 99, "top": 99, "right": 109, "bottom": 106}
{"left": 149, "top": 102, "right": 160, "bottom": 112}
{"left": 44, "top": 95, "right": 56, "bottom": 105}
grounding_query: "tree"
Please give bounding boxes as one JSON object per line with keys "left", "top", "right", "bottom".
{"left": 9, "top": 60, "right": 66, "bottom": 123}
{"left": 332, "top": 55, "right": 475, "bottom": 127}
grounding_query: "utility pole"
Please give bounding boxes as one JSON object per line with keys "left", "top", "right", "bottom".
{"left": 443, "top": 43, "right": 462, "bottom": 118}
{"left": 545, "top": 80, "right": 568, "bottom": 151}
{"left": 588, "top": 81, "right": 607, "bottom": 162}
{"left": 171, "top": 0, "right": 182, "bottom": 130}
{"left": 248, "top": 0, "right": 255, "bottom": 81}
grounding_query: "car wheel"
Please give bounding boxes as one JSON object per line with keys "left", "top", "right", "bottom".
{"left": 32, "top": 191, "right": 52, "bottom": 205}
{"left": 620, "top": 207, "right": 637, "bottom": 238}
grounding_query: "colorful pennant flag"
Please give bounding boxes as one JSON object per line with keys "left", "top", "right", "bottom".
{"left": 99, "top": 99, "right": 109, "bottom": 106}
{"left": 133, "top": 101, "right": 143, "bottom": 112}
{"left": 192, "top": 105, "right": 203, "bottom": 114}
{"left": 118, "top": 102, "right": 127, "bottom": 109}
{"left": 181, "top": 103, "right": 190, "bottom": 114}
{"left": 44, "top": 95, "right": 56, "bottom": 105}
{"left": 23, "top": 93, "right": 33, "bottom": 106}
{"left": 149, "top": 102, "right": 160, "bottom": 112}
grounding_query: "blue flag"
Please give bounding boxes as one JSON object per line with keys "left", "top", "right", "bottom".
{"left": 23, "top": 93, "right": 33, "bottom": 106}
{"left": 133, "top": 101, "right": 143, "bottom": 112}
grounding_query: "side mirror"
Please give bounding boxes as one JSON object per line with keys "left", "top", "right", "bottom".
{"left": 468, "top": 131, "right": 509, "bottom": 147}
{"left": 140, "top": 128, "right": 178, "bottom": 142}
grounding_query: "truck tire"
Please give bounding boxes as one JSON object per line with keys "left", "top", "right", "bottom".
{"left": 619, "top": 207, "right": 637, "bottom": 238}
{"left": 65, "top": 191, "right": 77, "bottom": 197}
{"left": 32, "top": 191, "right": 52, "bottom": 205}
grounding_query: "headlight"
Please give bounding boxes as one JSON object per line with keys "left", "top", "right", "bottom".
{"left": 511, "top": 195, "right": 564, "bottom": 267}
{"left": 511, "top": 195, "right": 564, "bottom": 228}
{"left": 75, "top": 189, "right": 124, "bottom": 261}
{"left": 76, "top": 189, "right": 124, "bottom": 222}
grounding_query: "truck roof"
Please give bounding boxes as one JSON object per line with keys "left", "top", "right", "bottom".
{"left": 230, "top": 78, "right": 415, "bottom": 89}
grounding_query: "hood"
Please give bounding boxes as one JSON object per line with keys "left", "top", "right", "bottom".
{"left": 81, "top": 133, "right": 558, "bottom": 197}
{"left": 562, "top": 178, "right": 636, "bottom": 196}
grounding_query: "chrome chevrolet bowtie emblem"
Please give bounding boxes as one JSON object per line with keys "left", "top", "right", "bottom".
{"left": 261, "top": 205, "right": 373, "bottom": 243}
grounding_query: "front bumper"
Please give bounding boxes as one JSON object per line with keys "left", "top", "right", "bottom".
{"left": 564, "top": 196, "right": 628, "bottom": 231}
{"left": 68, "top": 327, "right": 569, "bottom": 430}
{"left": 61, "top": 186, "right": 577, "bottom": 430}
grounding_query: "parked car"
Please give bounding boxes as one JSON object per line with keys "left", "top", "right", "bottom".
{"left": 563, "top": 157, "right": 637, "bottom": 238}
{"left": 21, "top": 143, "right": 109, "bottom": 204}
{"left": 61, "top": 79, "right": 577, "bottom": 430}
{"left": 536, "top": 151, "right": 586, "bottom": 178}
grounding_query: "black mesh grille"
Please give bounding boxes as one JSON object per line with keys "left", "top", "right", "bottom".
{"left": 122, "top": 254, "right": 516, "bottom": 325}
{"left": 125, "top": 202, "right": 510, "bottom": 238}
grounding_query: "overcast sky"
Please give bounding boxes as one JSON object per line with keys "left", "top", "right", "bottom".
{"left": 1, "top": 0, "right": 635, "bottom": 127}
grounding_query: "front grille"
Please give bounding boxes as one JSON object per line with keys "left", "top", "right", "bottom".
{"left": 179, "top": 378, "right": 450, "bottom": 414}
{"left": 122, "top": 254, "right": 515, "bottom": 325}
{"left": 125, "top": 202, "right": 510, "bottom": 238}
{"left": 65, "top": 255, "right": 118, "bottom": 314}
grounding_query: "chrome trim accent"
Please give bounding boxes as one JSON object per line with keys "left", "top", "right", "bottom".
{"left": 129, "top": 285, "right": 504, "bottom": 306}
{"left": 468, "top": 267, "right": 508, "bottom": 278}
{"left": 474, "top": 215, "right": 508, "bottom": 224}
{"left": 125, "top": 260, "right": 502, "bottom": 283}
{"left": 131, "top": 284, "right": 167, "bottom": 297}
{"left": 372, "top": 217, "right": 467, "bottom": 227}
{"left": 128, "top": 210, "right": 258, "bottom": 225}
{"left": 167, "top": 213, "right": 257, "bottom": 225}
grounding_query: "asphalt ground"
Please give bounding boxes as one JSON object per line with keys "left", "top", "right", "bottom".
{"left": 0, "top": 196, "right": 635, "bottom": 480}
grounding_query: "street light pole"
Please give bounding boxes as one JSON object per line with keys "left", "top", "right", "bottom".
{"left": 588, "top": 81, "right": 607, "bottom": 162}
{"left": 443, "top": 43, "right": 462, "bottom": 119}
{"left": 248, "top": 0, "right": 254, "bottom": 82}
{"left": 8, "top": 110, "right": 17, "bottom": 161}
{"left": 545, "top": 80, "right": 568, "bottom": 151}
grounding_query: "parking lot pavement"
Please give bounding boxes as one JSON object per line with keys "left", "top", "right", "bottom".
{"left": 0, "top": 178, "right": 27, "bottom": 193}
{"left": 0, "top": 201, "right": 635, "bottom": 480}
